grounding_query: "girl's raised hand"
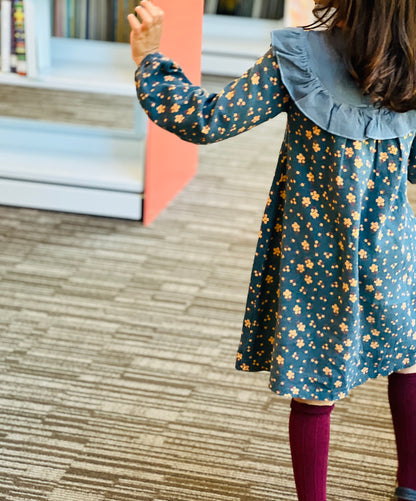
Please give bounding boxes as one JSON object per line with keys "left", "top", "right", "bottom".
{"left": 127, "top": 0, "right": 164, "bottom": 66}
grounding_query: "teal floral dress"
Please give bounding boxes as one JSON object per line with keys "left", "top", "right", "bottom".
{"left": 135, "top": 27, "right": 416, "bottom": 402}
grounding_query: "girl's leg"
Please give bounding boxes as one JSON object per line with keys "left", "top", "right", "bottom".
{"left": 388, "top": 365, "right": 416, "bottom": 501}
{"left": 289, "top": 398, "right": 334, "bottom": 501}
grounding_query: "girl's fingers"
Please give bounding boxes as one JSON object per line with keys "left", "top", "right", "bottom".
{"left": 135, "top": 5, "right": 153, "bottom": 26}
{"left": 127, "top": 13, "right": 142, "bottom": 31}
{"left": 142, "top": 0, "right": 162, "bottom": 20}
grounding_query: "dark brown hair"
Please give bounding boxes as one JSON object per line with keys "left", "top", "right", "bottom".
{"left": 308, "top": 0, "right": 416, "bottom": 112}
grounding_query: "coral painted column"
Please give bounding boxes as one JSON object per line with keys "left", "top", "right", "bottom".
{"left": 284, "top": 0, "right": 314, "bottom": 26}
{"left": 143, "top": 0, "right": 204, "bottom": 225}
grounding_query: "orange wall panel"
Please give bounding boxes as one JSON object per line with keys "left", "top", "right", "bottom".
{"left": 284, "top": 0, "right": 314, "bottom": 26}
{"left": 143, "top": 0, "right": 204, "bottom": 225}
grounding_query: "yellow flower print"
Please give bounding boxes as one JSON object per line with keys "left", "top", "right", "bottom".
{"left": 283, "top": 289, "right": 292, "bottom": 299}
{"left": 345, "top": 147, "right": 354, "bottom": 158}
{"left": 376, "top": 196, "right": 385, "bottom": 208}
{"left": 312, "top": 142, "right": 321, "bottom": 152}
{"left": 370, "top": 221, "right": 380, "bottom": 232}
{"left": 289, "top": 329, "right": 298, "bottom": 339}
{"left": 251, "top": 73, "right": 260, "bottom": 85}
{"left": 332, "top": 304, "right": 340, "bottom": 314}
{"left": 306, "top": 130, "right": 313, "bottom": 140}
{"left": 354, "top": 157, "right": 363, "bottom": 168}
{"left": 287, "top": 370, "right": 295, "bottom": 380}
{"left": 263, "top": 214, "right": 270, "bottom": 224}
{"left": 201, "top": 125, "right": 210, "bottom": 135}
{"left": 245, "top": 319, "right": 251, "bottom": 327}
{"left": 297, "top": 264, "right": 305, "bottom": 273}
{"left": 388, "top": 144, "right": 398, "bottom": 155}
{"left": 380, "top": 152, "right": 389, "bottom": 162}
{"left": 323, "top": 367, "right": 332, "bottom": 376}
{"left": 296, "top": 339, "right": 305, "bottom": 349}
{"left": 307, "top": 172, "right": 315, "bottom": 182}
{"left": 292, "top": 222, "right": 301, "bottom": 232}
{"left": 302, "top": 197, "right": 311, "bottom": 207}
{"left": 170, "top": 103, "right": 180, "bottom": 113}
{"left": 156, "top": 104, "right": 166, "bottom": 113}
{"left": 294, "top": 305, "right": 302, "bottom": 315}
{"left": 346, "top": 193, "right": 356, "bottom": 204}
{"left": 313, "top": 125, "right": 321, "bottom": 135}
{"left": 265, "top": 275, "right": 274, "bottom": 284}
{"left": 186, "top": 106, "right": 196, "bottom": 115}
{"left": 353, "top": 140, "right": 362, "bottom": 150}
{"left": 174, "top": 114, "right": 185, "bottom": 124}
{"left": 336, "top": 176, "right": 344, "bottom": 186}
{"left": 276, "top": 355, "right": 284, "bottom": 365}
{"left": 226, "top": 90, "right": 235, "bottom": 100}
{"left": 340, "top": 323, "right": 349, "bottom": 333}
{"left": 388, "top": 162, "right": 398, "bottom": 173}
{"left": 335, "top": 344, "right": 344, "bottom": 353}
{"left": 311, "top": 191, "right": 320, "bottom": 201}
{"left": 311, "top": 208, "right": 319, "bottom": 219}
{"left": 297, "top": 153, "right": 306, "bottom": 163}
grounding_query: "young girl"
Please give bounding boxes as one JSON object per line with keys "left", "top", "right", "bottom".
{"left": 128, "top": 1, "right": 416, "bottom": 499}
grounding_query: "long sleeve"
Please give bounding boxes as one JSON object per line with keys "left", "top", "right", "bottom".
{"left": 135, "top": 48, "right": 290, "bottom": 145}
{"left": 409, "top": 137, "right": 416, "bottom": 183}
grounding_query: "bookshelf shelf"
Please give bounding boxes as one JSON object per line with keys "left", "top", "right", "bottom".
{"left": 0, "top": 0, "right": 204, "bottom": 224}
{"left": 0, "top": 117, "right": 145, "bottom": 219}
{"left": 0, "top": 38, "right": 137, "bottom": 96}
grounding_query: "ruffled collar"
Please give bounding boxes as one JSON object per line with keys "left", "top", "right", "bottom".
{"left": 271, "top": 27, "right": 416, "bottom": 140}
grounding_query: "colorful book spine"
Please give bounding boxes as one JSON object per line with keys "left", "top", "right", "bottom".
{"left": 13, "top": 0, "right": 26, "bottom": 75}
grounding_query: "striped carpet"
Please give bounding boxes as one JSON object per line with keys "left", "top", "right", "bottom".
{"left": 1, "top": 78, "right": 416, "bottom": 501}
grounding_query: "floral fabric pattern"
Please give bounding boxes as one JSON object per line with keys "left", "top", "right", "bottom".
{"left": 135, "top": 40, "right": 416, "bottom": 402}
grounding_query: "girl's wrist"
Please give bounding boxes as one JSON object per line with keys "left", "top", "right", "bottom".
{"left": 135, "top": 49, "right": 159, "bottom": 67}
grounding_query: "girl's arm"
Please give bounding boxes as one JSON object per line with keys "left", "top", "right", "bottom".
{"left": 128, "top": 0, "right": 290, "bottom": 145}
{"left": 135, "top": 49, "right": 290, "bottom": 144}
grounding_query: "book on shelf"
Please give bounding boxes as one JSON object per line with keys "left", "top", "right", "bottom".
{"left": 205, "top": 0, "right": 284, "bottom": 19}
{"left": 51, "top": 0, "right": 136, "bottom": 43}
{"left": 13, "top": 0, "right": 26, "bottom": 75}
{"left": 1, "top": 0, "right": 12, "bottom": 73}
{"left": 0, "top": 0, "right": 46, "bottom": 77}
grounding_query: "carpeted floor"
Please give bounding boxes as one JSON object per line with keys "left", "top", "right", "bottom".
{"left": 1, "top": 76, "right": 416, "bottom": 501}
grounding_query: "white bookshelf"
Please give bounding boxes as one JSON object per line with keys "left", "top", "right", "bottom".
{"left": 0, "top": 0, "right": 147, "bottom": 220}
{"left": 202, "top": 15, "right": 283, "bottom": 76}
